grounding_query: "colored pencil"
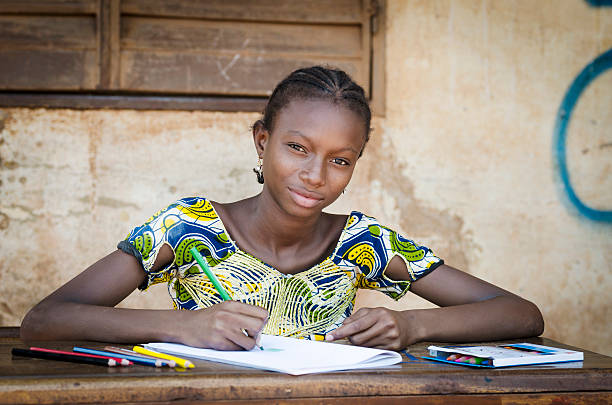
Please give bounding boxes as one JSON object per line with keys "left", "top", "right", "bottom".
{"left": 189, "top": 246, "right": 264, "bottom": 350}
{"left": 104, "top": 346, "right": 176, "bottom": 367}
{"left": 30, "top": 347, "right": 132, "bottom": 366}
{"left": 12, "top": 348, "right": 116, "bottom": 367}
{"left": 73, "top": 347, "right": 166, "bottom": 367}
{"left": 133, "top": 345, "right": 194, "bottom": 369}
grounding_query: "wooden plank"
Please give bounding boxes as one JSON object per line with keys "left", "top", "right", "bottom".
{"left": 119, "top": 52, "right": 366, "bottom": 95}
{"left": 0, "top": 93, "right": 267, "bottom": 111}
{"left": 360, "top": 0, "right": 373, "bottom": 99}
{"left": 0, "top": 328, "right": 19, "bottom": 338}
{"left": 0, "top": 50, "right": 98, "bottom": 90}
{"left": 0, "top": 0, "right": 96, "bottom": 15}
{"left": 87, "top": 393, "right": 612, "bottom": 405}
{"left": 1, "top": 392, "right": 612, "bottom": 405}
{"left": 369, "top": 0, "right": 386, "bottom": 115}
{"left": 121, "top": 17, "right": 362, "bottom": 58}
{"left": 0, "top": 334, "right": 611, "bottom": 404}
{"left": 121, "top": 0, "right": 363, "bottom": 24}
{"left": 97, "top": 0, "right": 120, "bottom": 89}
{"left": 0, "top": 16, "right": 96, "bottom": 49}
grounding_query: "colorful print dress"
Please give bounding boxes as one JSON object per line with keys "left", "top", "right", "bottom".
{"left": 118, "top": 197, "right": 443, "bottom": 340}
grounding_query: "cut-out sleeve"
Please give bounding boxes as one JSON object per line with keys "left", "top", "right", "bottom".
{"left": 334, "top": 212, "right": 444, "bottom": 300}
{"left": 117, "top": 197, "right": 234, "bottom": 291}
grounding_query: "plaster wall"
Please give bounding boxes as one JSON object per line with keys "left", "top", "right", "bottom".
{"left": 1, "top": 0, "right": 610, "bottom": 355}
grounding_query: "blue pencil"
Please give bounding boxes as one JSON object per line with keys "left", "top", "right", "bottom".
{"left": 73, "top": 347, "right": 168, "bottom": 367}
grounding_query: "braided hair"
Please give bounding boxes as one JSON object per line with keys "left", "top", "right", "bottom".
{"left": 259, "top": 66, "right": 371, "bottom": 156}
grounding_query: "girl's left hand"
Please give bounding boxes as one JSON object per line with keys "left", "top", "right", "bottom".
{"left": 325, "top": 307, "right": 420, "bottom": 350}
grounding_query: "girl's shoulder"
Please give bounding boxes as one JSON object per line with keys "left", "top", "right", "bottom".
{"left": 333, "top": 210, "right": 392, "bottom": 258}
{"left": 142, "top": 196, "right": 219, "bottom": 224}
{"left": 342, "top": 210, "right": 390, "bottom": 235}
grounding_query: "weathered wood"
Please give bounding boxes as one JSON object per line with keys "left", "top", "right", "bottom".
{"left": 369, "top": 0, "right": 386, "bottom": 115}
{"left": 121, "top": 17, "right": 362, "bottom": 57}
{"left": 70, "top": 393, "right": 612, "bottom": 405}
{"left": 0, "top": 328, "right": 18, "bottom": 338}
{"left": 0, "top": 14, "right": 97, "bottom": 90}
{"left": 0, "top": 93, "right": 267, "bottom": 112}
{"left": 0, "top": 332, "right": 610, "bottom": 404}
{"left": 0, "top": 50, "right": 98, "bottom": 90}
{"left": 0, "top": 0, "right": 384, "bottom": 112}
{"left": 0, "top": 16, "right": 96, "bottom": 49}
{"left": 97, "top": 0, "right": 120, "bottom": 89}
{"left": 0, "top": 0, "right": 96, "bottom": 15}
{"left": 121, "top": 0, "right": 363, "bottom": 24}
{"left": 119, "top": 52, "right": 365, "bottom": 95}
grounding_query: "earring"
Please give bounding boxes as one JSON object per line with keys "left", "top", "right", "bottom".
{"left": 253, "top": 157, "right": 264, "bottom": 184}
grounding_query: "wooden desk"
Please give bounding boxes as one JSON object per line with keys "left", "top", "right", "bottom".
{"left": 0, "top": 327, "right": 610, "bottom": 404}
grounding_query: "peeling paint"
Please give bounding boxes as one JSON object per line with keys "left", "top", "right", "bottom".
{"left": 0, "top": 212, "right": 8, "bottom": 230}
{"left": 0, "top": 110, "right": 7, "bottom": 133}
{"left": 359, "top": 128, "right": 475, "bottom": 272}
{"left": 97, "top": 196, "right": 140, "bottom": 209}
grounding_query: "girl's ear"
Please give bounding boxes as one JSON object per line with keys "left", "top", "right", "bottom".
{"left": 252, "top": 120, "right": 269, "bottom": 157}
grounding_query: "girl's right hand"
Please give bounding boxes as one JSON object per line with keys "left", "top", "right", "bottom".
{"left": 177, "top": 301, "right": 268, "bottom": 351}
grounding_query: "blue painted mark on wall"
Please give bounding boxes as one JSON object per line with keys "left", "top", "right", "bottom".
{"left": 585, "top": 0, "right": 612, "bottom": 6}
{"left": 553, "top": 47, "right": 612, "bottom": 222}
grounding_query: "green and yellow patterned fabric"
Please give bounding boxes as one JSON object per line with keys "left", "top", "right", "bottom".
{"left": 118, "top": 197, "right": 443, "bottom": 340}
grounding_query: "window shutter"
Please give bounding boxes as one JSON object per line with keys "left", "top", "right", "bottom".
{"left": 0, "top": 0, "right": 385, "bottom": 113}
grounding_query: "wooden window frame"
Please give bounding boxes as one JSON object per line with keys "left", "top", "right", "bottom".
{"left": 0, "top": 0, "right": 385, "bottom": 115}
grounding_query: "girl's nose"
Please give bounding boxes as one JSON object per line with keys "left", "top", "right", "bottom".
{"left": 299, "top": 157, "right": 326, "bottom": 187}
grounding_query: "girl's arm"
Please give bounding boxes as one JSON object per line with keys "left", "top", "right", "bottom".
{"left": 326, "top": 260, "right": 544, "bottom": 350}
{"left": 20, "top": 246, "right": 268, "bottom": 350}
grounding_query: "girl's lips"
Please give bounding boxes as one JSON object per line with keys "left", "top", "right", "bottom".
{"left": 288, "top": 187, "right": 323, "bottom": 208}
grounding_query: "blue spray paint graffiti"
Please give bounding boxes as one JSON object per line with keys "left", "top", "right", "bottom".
{"left": 585, "top": 0, "right": 612, "bottom": 6}
{"left": 553, "top": 48, "right": 612, "bottom": 222}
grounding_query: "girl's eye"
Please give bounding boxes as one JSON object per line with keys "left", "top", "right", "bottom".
{"left": 288, "top": 143, "right": 306, "bottom": 153}
{"left": 332, "top": 158, "right": 350, "bottom": 166}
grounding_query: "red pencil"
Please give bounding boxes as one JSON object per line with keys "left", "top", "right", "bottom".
{"left": 12, "top": 348, "right": 116, "bottom": 367}
{"left": 30, "top": 347, "right": 132, "bottom": 366}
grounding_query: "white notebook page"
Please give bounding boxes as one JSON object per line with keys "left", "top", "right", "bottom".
{"left": 145, "top": 334, "right": 402, "bottom": 375}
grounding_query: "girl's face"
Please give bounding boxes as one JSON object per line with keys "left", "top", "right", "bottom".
{"left": 255, "top": 99, "right": 366, "bottom": 217}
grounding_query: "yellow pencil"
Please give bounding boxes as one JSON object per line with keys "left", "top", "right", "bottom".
{"left": 132, "top": 346, "right": 195, "bottom": 369}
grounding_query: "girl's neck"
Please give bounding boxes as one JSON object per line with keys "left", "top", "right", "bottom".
{"left": 213, "top": 192, "right": 345, "bottom": 274}
{"left": 245, "top": 191, "right": 324, "bottom": 251}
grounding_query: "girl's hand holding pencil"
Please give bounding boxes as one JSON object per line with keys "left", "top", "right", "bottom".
{"left": 189, "top": 247, "right": 268, "bottom": 350}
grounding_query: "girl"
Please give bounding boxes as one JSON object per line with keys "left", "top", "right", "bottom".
{"left": 20, "top": 66, "right": 544, "bottom": 351}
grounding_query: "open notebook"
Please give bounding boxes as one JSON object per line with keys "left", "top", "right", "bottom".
{"left": 144, "top": 334, "right": 402, "bottom": 375}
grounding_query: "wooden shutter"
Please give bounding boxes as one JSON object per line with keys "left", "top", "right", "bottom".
{"left": 0, "top": 0, "right": 99, "bottom": 90}
{"left": 0, "top": 0, "right": 385, "bottom": 113}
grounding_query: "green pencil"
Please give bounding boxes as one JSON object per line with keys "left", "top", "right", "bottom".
{"left": 189, "top": 247, "right": 263, "bottom": 350}
{"left": 190, "top": 247, "right": 231, "bottom": 300}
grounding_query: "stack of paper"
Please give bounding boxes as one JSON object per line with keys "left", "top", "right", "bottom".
{"left": 145, "top": 334, "right": 402, "bottom": 375}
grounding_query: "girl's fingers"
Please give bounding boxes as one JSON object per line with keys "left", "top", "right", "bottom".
{"left": 216, "top": 302, "right": 269, "bottom": 342}
{"left": 222, "top": 301, "right": 269, "bottom": 321}
{"left": 342, "top": 308, "right": 372, "bottom": 324}
{"left": 241, "top": 315, "right": 267, "bottom": 336}
{"left": 345, "top": 320, "right": 394, "bottom": 347}
{"left": 226, "top": 327, "right": 259, "bottom": 350}
{"left": 326, "top": 311, "right": 378, "bottom": 341}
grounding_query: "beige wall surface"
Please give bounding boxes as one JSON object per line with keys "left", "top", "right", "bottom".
{"left": 1, "top": 1, "right": 610, "bottom": 355}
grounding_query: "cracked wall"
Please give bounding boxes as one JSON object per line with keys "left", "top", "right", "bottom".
{"left": 1, "top": 0, "right": 611, "bottom": 355}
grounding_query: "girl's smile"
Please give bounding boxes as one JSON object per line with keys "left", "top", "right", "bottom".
{"left": 287, "top": 186, "right": 325, "bottom": 209}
